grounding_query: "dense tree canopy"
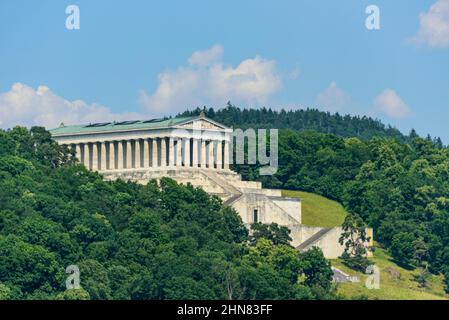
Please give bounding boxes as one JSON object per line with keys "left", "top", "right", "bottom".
{"left": 0, "top": 126, "right": 334, "bottom": 300}
{"left": 180, "top": 104, "right": 443, "bottom": 145}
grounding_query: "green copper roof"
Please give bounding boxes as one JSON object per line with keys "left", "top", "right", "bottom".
{"left": 49, "top": 116, "right": 196, "bottom": 136}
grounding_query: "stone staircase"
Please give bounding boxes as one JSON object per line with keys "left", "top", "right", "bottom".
{"left": 296, "top": 227, "right": 333, "bottom": 252}
{"left": 223, "top": 194, "right": 242, "bottom": 206}
{"left": 200, "top": 169, "right": 242, "bottom": 198}
{"left": 200, "top": 169, "right": 299, "bottom": 224}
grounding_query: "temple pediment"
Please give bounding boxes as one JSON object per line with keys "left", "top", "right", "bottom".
{"left": 175, "top": 118, "right": 228, "bottom": 131}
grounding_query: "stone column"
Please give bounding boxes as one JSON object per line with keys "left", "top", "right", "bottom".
{"left": 135, "top": 139, "right": 141, "bottom": 168}
{"left": 192, "top": 139, "right": 199, "bottom": 167}
{"left": 126, "top": 140, "right": 132, "bottom": 169}
{"left": 208, "top": 140, "right": 215, "bottom": 169}
{"left": 99, "top": 142, "right": 107, "bottom": 171}
{"left": 143, "top": 139, "right": 150, "bottom": 167}
{"left": 97, "top": 142, "right": 102, "bottom": 170}
{"left": 216, "top": 140, "right": 223, "bottom": 170}
{"left": 92, "top": 143, "right": 99, "bottom": 171}
{"left": 169, "top": 137, "right": 175, "bottom": 167}
{"left": 117, "top": 141, "right": 124, "bottom": 169}
{"left": 87, "top": 143, "right": 91, "bottom": 170}
{"left": 84, "top": 144, "right": 89, "bottom": 168}
{"left": 87, "top": 144, "right": 91, "bottom": 169}
{"left": 200, "top": 140, "right": 207, "bottom": 168}
{"left": 224, "top": 140, "right": 230, "bottom": 170}
{"left": 152, "top": 138, "right": 158, "bottom": 167}
{"left": 79, "top": 144, "right": 86, "bottom": 165}
{"left": 75, "top": 144, "right": 81, "bottom": 163}
{"left": 160, "top": 137, "right": 167, "bottom": 167}
{"left": 176, "top": 138, "right": 182, "bottom": 166}
{"left": 184, "top": 138, "right": 191, "bottom": 167}
{"left": 109, "top": 141, "right": 116, "bottom": 170}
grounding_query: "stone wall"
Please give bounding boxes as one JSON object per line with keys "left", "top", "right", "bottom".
{"left": 231, "top": 193, "right": 301, "bottom": 226}
{"left": 270, "top": 197, "right": 302, "bottom": 223}
{"left": 290, "top": 225, "right": 374, "bottom": 259}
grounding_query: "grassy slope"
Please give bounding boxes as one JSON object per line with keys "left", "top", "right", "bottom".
{"left": 332, "top": 247, "right": 447, "bottom": 300}
{"left": 281, "top": 189, "right": 447, "bottom": 299}
{"left": 282, "top": 190, "right": 346, "bottom": 227}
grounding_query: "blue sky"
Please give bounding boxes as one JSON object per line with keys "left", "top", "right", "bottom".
{"left": 1, "top": 0, "right": 448, "bottom": 141}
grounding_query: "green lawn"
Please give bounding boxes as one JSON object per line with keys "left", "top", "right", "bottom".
{"left": 332, "top": 246, "right": 448, "bottom": 300}
{"left": 282, "top": 190, "right": 347, "bottom": 227}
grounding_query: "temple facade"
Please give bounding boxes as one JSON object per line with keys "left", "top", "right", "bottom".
{"left": 50, "top": 115, "right": 232, "bottom": 172}
{"left": 50, "top": 114, "right": 363, "bottom": 258}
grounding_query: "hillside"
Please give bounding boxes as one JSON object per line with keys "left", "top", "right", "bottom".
{"left": 3, "top": 115, "right": 449, "bottom": 300}
{"left": 332, "top": 247, "right": 448, "bottom": 300}
{"left": 282, "top": 190, "right": 346, "bottom": 227}
{"left": 217, "top": 120, "right": 449, "bottom": 298}
{"left": 282, "top": 190, "right": 448, "bottom": 300}
{"left": 0, "top": 126, "right": 336, "bottom": 300}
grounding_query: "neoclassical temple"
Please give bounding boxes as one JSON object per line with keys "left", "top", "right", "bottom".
{"left": 50, "top": 113, "right": 362, "bottom": 258}
{"left": 51, "top": 115, "right": 232, "bottom": 172}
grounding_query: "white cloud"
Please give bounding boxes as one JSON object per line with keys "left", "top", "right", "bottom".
{"left": 315, "top": 81, "right": 350, "bottom": 112}
{"left": 374, "top": 89, "right": 411, "bottom": 119}
{"left": 410, "top": 0, "right": 449, "bottom": 47}
{"left": 139, "top": 45, "right": 282, "bottom": 115}
{"left": 188, "top": 44, "right": 223, "bottom": 67}
{"left": 0, "top": 83, "right": 140, "bottom": 129}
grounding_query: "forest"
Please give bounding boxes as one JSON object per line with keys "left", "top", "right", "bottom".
{"left": 0, "top": 126, "right": 334, "bottom": 300}
{"left": 180, "top": 104, "right": 444, "bottom": 146}
{"left": 185, "top": 106, "right": 449, "bottom": 292}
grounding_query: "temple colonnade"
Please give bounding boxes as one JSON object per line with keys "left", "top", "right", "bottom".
{"left": 66, "top": 136, "right": 230, "bottom": 171}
